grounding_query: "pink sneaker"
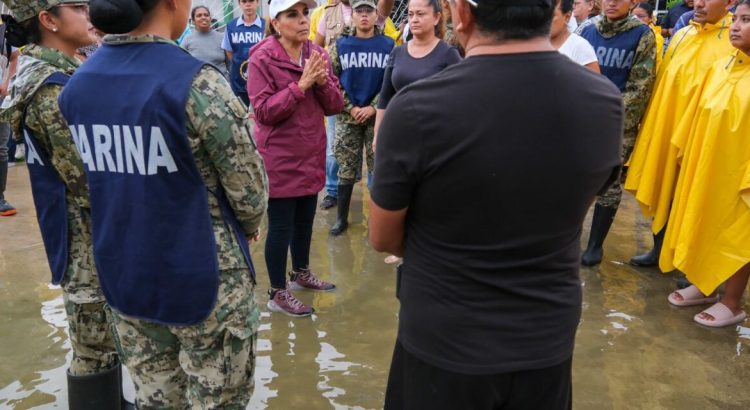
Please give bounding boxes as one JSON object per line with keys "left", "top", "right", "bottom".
{"left": 267, "top": 289, "right": 314, "bottom": 317}
{"left": 288, "top": 268, "right": 336, "bottom": 292}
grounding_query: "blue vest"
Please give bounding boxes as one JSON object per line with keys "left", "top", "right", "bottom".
{"left": 580, "top": 23, "right": 650, "bottom": 92}
{"left": 226, "top": 17, "right": 265, "bottom": 95}
{"left": 23, "top": 72, "right": 71, "bottom": 285}
{"left": 336, "top": 35, "right": 394, "bottom": 107}
{"left": 58, "top": 42, "right": 255, "bottom": 326}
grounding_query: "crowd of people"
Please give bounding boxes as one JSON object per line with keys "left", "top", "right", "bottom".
{"left": 0, "top": 0, "right": 748, "bottom": 408}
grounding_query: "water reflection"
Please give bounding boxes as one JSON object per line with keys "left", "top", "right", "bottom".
{"left": 0, "top": 294, "right": 68, "bottom": 409}
{"left": 2, "top": 168, "right": 749, "bottom": 409}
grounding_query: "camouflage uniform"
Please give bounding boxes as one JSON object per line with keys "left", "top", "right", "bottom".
{"left": 103, "top": 34, "right": 268, "bottom": 409}
{"left": 0, "top": 44, "right": 119, "bottom": 376}
{"left": 328, "top": 27, "right": 378, "bottom": 185}
{"left": 594, "top": 17, "right": 657, "bottom": 210}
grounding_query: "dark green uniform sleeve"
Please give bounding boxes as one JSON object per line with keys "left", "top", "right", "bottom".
{"left": 186, "top": 67, "right": 268, "bottom": 236}
{"left": 25, "top": 85, "right": 89, "bottom": 209}
{"left": 623, "top": 29, "right": 657, "bottom": 153}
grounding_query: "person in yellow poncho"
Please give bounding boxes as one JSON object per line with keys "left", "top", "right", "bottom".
{"left": 633, "top": 2, "right": 664, "bottom": 68}
{"left": 623, "top": 0, "right": 735, "bottom": 267}
{"left": 663, "top": 0, "right": 750, "bottom": 327}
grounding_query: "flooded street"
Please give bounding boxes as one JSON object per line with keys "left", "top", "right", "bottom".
{"left": 1, "top": 164, "right": 749, "bottom": 409}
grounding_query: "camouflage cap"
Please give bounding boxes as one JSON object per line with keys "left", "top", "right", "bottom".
{"left": 351, "top": 0, "right": 377, "bottom": 9}
{"left": 4, "top": 0, "right": 89, "bottom": 22}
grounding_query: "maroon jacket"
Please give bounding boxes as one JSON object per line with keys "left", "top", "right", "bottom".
{"left": 247, "top": 36, "right": 343, "bottom": 199}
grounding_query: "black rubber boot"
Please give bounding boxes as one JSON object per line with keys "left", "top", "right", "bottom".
{"left": 630, "top": 227, "right": 665, "bottom": 267}
{"left": 330, "top": 184, "right": 353, "bottom": 236}
{"left": 68, "top": 365, "right": 123, "bottom": 410}
{"left": 581, "top": 205, "right": 618, "bottom": 266}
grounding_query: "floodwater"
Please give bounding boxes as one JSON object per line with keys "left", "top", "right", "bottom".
{"left": 1, "top": 164, "right": 749, "bottom": 409}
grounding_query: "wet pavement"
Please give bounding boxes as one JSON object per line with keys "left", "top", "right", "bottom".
{"left": 1, "top": 163, "right": 749, "bottom": 409}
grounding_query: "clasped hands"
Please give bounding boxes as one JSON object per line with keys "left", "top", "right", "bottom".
{"left": 298, "top": 50, "right": 328, "bottom": 92}
{"left": 349, "top": 106, "right": 375, "bottom": 124}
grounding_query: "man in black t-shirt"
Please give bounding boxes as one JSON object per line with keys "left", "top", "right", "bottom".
{"left": 368, "top": 0, "right": 623, "bottom": 408}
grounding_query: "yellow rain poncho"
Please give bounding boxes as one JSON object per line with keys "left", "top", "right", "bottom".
{"left": 659, "top": 50, "right": 750, "bottom": 295}
{"left": 650, "top": 24, "right": 664, "bottom": 68}
{"left": 624, "top": 14, "right": 734, "bottom": 234}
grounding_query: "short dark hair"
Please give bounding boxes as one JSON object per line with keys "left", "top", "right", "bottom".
{"left": 560, "top": 0, "right": 573, "bottom": 14}
{"left": 471, "top": 0, "right": 555, "bottom": 41}
{"left": 635, "top": 2, "right": 654, "bottom": 15}
{"left": 191, "top": 5, "right": 211, "bottom": 21}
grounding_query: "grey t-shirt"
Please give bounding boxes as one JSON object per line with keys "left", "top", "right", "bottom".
{"left": 181, "top": 30, "right": 229, "bottom": 77}
{"left": 377, "top": 41, "right": 461, "bottom": 109}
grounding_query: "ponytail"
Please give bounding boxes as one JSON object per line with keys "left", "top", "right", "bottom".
{"left": 1, "top": 8, "right": 62, "bottom": 47}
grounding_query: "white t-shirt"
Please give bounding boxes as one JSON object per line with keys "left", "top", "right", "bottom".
{"left": 558, "top": 33, "right": 598, "bottom": 67}
{"left": 567, "top": 17, "right": 578, "bottom": 33}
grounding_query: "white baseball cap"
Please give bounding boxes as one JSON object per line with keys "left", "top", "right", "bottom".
{"left": 269, "top": 0, "right": 318, "bottom": 18}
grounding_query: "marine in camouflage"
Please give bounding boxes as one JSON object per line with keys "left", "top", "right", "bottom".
{"left": 328, "top": 33, "right": 378, "bottom": 185}
{"left": 0, "top": 44, "right": 118, "bottom": 375}
{"left": 594, "top": 17, "right": 657, "bottom": 210}
{"left": 103, "top": 34, "right": 267, "bottom": 408}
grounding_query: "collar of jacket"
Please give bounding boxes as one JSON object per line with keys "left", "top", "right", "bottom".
{"left": 21, "top": 44, "right": 79, "bottom": 74}
{"left": 256, "top": 36, "right": 318, "bottom": 72}
{"left": 690, "top": 12, "right": 733, "bottom": 38}
{"left": 596, "top": 15, "right": 644, "bottom": 39}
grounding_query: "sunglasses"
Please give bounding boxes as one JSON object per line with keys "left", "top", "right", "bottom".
{"left": 56, "top": 3, "right": 89, "bottom": 13}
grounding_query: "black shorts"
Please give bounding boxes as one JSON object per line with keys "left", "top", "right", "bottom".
{"left": 384, "top": 340, "right": 572, "bottom": 410}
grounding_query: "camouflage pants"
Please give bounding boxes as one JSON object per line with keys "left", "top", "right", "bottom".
{"left": 597, "top": 130, "right": 637, "bottom": 210}
{"left": 63, "top": 293, "right": 120, "bottom": 376}
{"left": 111, "top": 268, "right": 259, "bottom": 409}
{"left": 333, "top": 120, "right": 374, "bottom": 185}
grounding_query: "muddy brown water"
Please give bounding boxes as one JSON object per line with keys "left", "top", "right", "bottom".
{"left": 1, "top": 165, "right": 749, "bottom": 409}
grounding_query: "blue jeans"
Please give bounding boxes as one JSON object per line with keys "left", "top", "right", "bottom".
{"left": 325, "top": 116, "right": 339, "bottom": 198}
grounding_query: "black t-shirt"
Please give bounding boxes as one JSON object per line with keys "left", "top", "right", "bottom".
{"left": 377, "top": 41, "right": 461, "bottom": 109}
{"left": 371, "top": 52, "right": 622, "bottom": 375}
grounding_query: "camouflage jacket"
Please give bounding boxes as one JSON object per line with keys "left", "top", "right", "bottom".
{"left": 0, "top": 45, "right": 102, "bottom": 303}
{"left": 103, "top": 35, "right": 269, "bottom": 271}
{"left": 596, "top": 16, "right": 657, "bottom": 140}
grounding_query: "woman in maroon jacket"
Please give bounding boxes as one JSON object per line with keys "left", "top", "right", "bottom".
{"left": 248, "top": 0, "right": 344, "bottom": 317}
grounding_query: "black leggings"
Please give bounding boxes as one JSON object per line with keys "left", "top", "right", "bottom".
{"left": 264, "top": 195, "right": 317, "bottom": 289}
